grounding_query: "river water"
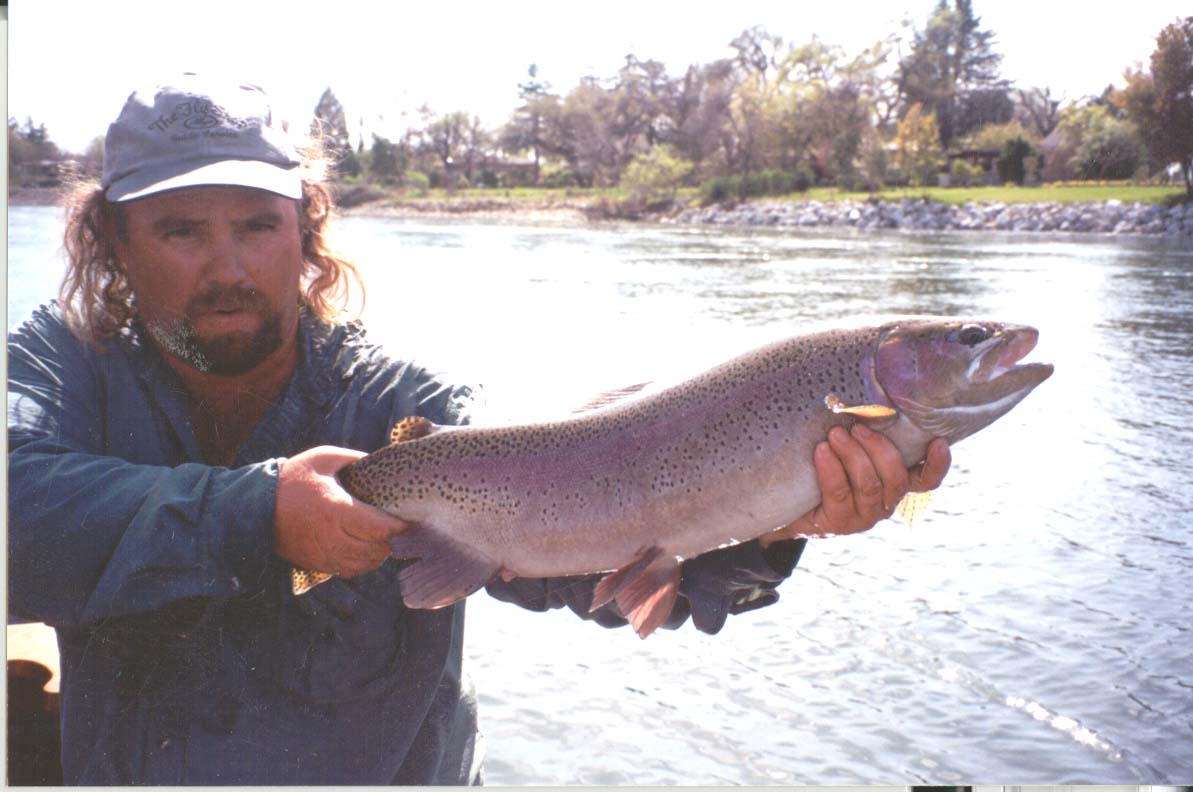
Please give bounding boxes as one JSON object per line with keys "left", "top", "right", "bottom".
{"left": 7, "top": 205, "right": 1192, "bottom": 784}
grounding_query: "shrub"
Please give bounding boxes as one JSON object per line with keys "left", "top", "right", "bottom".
{"left": 966, "top": 120, "right": 1038, "bottom": 153}
{"left": 540, "top": 165, "right": 581, "bottom": 188}
{"left": 698, "top": 168, "right": 812, "bottom": 205}
{"left": 998, "top": 137, "right": 1035, "bottom": 185}
{"left": 857, "top": 136, "right": 890, "bottom": 190}
{"left": 949, "top": 158, "right": 985, "bottom": 186}
{"left": 1072, "top": 126, "right": 1146, "bottom": 180}
{"left": 619, "top": 146, "right": 693, "bottom": 204}
{"left": 894, "top": 103, "right": 945, "bottom": 187}
{"left": 403, "top": 170, "right": 430, "bottom": 195}
{"left": 700, "top": 176, "right": 736, "bottom": 204}
{"left": 1059, "top": 104, "right": 1147, "bottom": 181}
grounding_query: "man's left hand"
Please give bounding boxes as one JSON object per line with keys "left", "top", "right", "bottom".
{"left": 759, "top": 424, "right": 951, "bottom": 547}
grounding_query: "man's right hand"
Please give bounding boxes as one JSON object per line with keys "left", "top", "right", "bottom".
{"left": 274, "top": 446, "right": 409, "bottom": 578}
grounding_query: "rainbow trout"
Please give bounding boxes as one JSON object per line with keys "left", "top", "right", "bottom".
{"left": 294, "top": 318, "right": 1053, "bottom": 637}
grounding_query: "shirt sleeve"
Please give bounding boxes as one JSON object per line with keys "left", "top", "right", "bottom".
{"left": 7, "top": 308, "right": 279, "bottom": 627}
{"left": 484, "top": 537, "right": 807, "bottom": 635}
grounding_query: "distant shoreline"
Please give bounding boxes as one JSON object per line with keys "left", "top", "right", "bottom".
{"left": 343, "top": 197, "right": 595, "bottom": 226}
{"left": 7, "top": 187, "right": 64, "bottom": 207}
{"left": 11, "top": 187, "right": 1192, "bottom": 237}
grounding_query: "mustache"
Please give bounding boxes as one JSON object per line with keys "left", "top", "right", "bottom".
{"left": 186, "top": 285, "right": 269, "bottom": 316}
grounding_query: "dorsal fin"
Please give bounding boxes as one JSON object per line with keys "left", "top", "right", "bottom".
{"left": 824, "top": 393, "right": 897, "bottom": 419}
{"left": 390, "top": 416, "right": 436, "bottom": 444}
{"left": 572, "top": 382, "right": 653, "bottom": 414}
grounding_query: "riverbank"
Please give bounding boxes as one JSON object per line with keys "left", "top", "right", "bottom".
{"left": 343, "top": 196, "right": 594, "bottom": 226}
{"left": 348, "top": 194, "right": 1193, "bottom": 237}
{"left": 669, "top": 197, "right": 1193, "bottom": 236}
{"left": 12, "top": 185, "right": 1193, "bottom": 236}
{"left": 7, "top": 187, "right": 64, "bottom": 206}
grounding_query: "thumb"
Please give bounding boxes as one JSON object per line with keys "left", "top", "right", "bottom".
{"left": 304, "top": 446, "right": 367, "bottom": 477}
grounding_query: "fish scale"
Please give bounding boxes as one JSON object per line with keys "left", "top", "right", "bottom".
{"left": 296, "top": 318, "right": 1053, "bottom": 638}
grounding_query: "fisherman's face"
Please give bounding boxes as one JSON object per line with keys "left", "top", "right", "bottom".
{"left": 116, "top": 186, "right": 304, "bottom": 376}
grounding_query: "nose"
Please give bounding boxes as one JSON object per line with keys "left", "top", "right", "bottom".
{"left": 202, "top": 230, "right": 252, "bottom": 287}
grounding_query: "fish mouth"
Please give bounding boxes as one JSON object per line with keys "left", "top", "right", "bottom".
{"left": 970, "top": 325, "right": 1054, "bottom": 398}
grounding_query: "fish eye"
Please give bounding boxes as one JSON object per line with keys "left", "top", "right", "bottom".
{"left": 957, "top": 324, "right": 990, "bottom": 346}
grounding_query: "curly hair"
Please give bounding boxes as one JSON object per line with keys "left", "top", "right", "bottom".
{"left": 58, "top": 146, "right": 364, "bottom": 342}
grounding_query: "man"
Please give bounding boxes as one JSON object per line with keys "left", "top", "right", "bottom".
{"left": 7, "top": 75, "right": 951, "bottom": 784}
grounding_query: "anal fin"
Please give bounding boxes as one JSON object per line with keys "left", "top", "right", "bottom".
{"left": 390, "top": 526, "right": 500, "bottom": 609}
{"left": 895, "top": 490, "right": 933, "bottom": 528}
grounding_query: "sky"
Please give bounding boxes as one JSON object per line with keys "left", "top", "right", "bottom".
{"left": 6, "top": 0, "right": 1191, "bottom": 155}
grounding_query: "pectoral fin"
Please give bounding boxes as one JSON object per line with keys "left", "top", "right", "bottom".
{"left": 390, "top": 526, "right": 501, "bottom": 609}
{"left": 291, "top": 567, "right": 334, "bottom": 596}
{"left": 292, "top": 417, "right": 437, "bottom": 597}
{"left": 825, "top": 393, "right": 897, "bottom": 418}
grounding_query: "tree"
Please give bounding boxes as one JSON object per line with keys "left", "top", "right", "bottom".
{"left": 423, "top": 112, "right": 470, "bottom": 185}
{"left": 499, "top": 64, "right": 561, "bottom": 184}
{"left": 724, "top": 68, "right": 784, "bottom": 176}
{"left": 8, "top": 117, "right": 62, "bottom": 185}
{"left": 665, "top": 60, "right": 737, "bottom": 177}
{"left": 311, "top": 88, "right": 359, "bottom": 177}
{"left": 1119, "top": 17, "right": 1193, "bottom": 194}
{"left": 81, "top": 136, "right": 105, "bottom": 169}
{"left": 1016, "top": 86, "right": 1064, "bottom": 138}
{"left": 368, "top": 134, "right": 404, "bottom": 185}
{"left": 894, "top": 103, "right": 945, "bottom": 185}
{"left": 722, "top": 28, "right": 790, "bottom": 175}
{"left": 898, "top": 0, "right": 1010, "bottom": 146}
{"left": 460, "top": 115, "right": 491, "bottom": 184}
{"left": 612, "top": 55, "right": 674, "bottom": 151}
{"left": 560, "top": 77, "right": 621, "bottom": 186}
{"left": 778, "top": 38, "right": 887, "bottom": 184}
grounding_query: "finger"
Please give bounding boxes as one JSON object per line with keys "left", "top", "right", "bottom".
{"left": 813, "top": 435, "right": 855, "bottom": 530}
{"left": 341, "top": 500, "right": 413, "bottom": 543}
{"left": 322, "top": 531, "right": 393, "bottom": 576}
{"left": 909, "top": 438, "right": 951, "bottom": 492}
{"left": 850, "top": 423, "right": 910, "bottom": 513}
{"left": 338, "top": 543, "right": 393, "bottom": 576}
{"left": 828, "top": 425, "right": 885, "bottom": 521}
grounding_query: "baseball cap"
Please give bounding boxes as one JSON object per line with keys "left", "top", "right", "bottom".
{"left": 102, "top": 74, "right": 303, "bottom": 202}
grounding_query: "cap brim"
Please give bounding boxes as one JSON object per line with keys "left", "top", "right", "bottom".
{"left": 106, "top": 158, "right": 303, "bottom": 202}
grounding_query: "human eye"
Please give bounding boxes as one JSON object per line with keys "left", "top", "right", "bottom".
{"left": 244, "top": 214, "right": 282, "bottom": 233}
{"left": 161, "top": 224, "right": 197, "bottom": 239}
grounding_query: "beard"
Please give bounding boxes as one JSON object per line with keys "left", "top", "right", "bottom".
{"left": 144, "top": 285, "right": 286, "bottom": 376}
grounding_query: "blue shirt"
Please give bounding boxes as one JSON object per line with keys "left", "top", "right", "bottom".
{"left": 7, "top": 304, "right": 805, "bottom": 785}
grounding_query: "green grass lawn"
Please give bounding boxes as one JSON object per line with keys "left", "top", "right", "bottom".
{"left": 801, "top": 183, "right": 1187, "bottom": 206}
{"left": 344, "top": 181, "right": 1188, "bottom": 207}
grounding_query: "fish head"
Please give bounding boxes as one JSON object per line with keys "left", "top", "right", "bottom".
{"left": 874, "top": 318, "right": 1054, "bottom": 444}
